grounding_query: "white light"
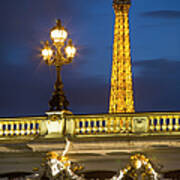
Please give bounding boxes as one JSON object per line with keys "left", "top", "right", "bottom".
{"left": 135, "top": 160, "right": 142, "bottom": 169}
{"left": 51, "top": 29, "right": 68, "bottom": 43}
{"left": 65, "top": 46, "right": 76, "bottom": 58}
{"left": 41, "top": 48, "right": 53, "bottom": 60}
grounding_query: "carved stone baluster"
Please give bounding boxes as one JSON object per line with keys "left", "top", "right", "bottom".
{"left": 174, "top": 116, "right": 179, "bottom": 131}
{"left": 162, "top": 116, "right": 166, "bottom": 132}
{"left": 168, "top": 116, "right": 173, "bottom": 132}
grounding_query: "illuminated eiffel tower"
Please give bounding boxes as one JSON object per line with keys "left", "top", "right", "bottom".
{"left": 109, "top": 0, "right": 135, "bottom": 113}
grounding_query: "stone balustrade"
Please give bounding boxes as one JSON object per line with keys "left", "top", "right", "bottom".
{"left": 0, "top": 112, "right": 180, "bottom": 139}
{"left": 66, "top": 112, "right": 180, "bottom": 136}
{"left": 70, "top": 115, "right": 132, "bottom": 135}
{"left": 0, "top": 117, "right": 45, "bottom": 137}
{"left": 149, "top": 114, "right": 180, "bottom": 133}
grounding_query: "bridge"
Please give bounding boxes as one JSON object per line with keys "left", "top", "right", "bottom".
{"left": 0, "top": 111, "right": 180, "bottom": 176}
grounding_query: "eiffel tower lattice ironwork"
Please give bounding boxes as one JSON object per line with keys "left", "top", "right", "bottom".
{"left": 109, "top": 0, "right": 135, "bottom": 113}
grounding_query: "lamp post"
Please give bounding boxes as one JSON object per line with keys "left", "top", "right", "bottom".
{"left": 41, "top": 19, "right": 76, "bottom": 112}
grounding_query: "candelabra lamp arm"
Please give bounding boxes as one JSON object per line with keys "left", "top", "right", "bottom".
{"left": 63, "top": 57, "right": 73, "bottom": 65}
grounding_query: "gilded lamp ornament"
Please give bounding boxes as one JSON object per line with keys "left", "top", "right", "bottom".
{"left": 41, "top": 19, "right": 76, "bottom": 111}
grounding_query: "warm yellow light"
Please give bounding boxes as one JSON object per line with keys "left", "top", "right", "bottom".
{"left": 65, "top": 45, "right": 76, "bottom": 58}
{"left": 131, "top": 159, "right": 142, "bottom": 169}
{"left": 50, "top": 28, "right": 68, "bottom": 43}
{"left": 41, "top": 47, "right": 53, "bottom": 60}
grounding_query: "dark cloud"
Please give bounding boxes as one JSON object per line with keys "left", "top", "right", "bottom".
{"left": 134, "top": 75, "right": 180, "bottom": 112}
{"left": 0, "top": 62, "right": 52, "bottom": 116}
{"left": 65, "top": 76, "right": 109, "bottom": 114}
{"left": 134, "top": 58, "right": 180, "bottom": 76}
{"left": 138, "top": 22, "right": 179, "bottom": 28}
{"left": 133, "top": 58, "right": 180, "bottom": 112}
{"left": 78, "top": 46, "right": 97, "bottom": 58}
{"left": 140, "top": 10, "right": 180, "bottom": 19}
{"left": 0, "top": 58, "right": 109, "bottom": 116}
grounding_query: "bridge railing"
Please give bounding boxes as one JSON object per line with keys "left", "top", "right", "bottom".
{"left": 0, "top": 117, "right": 45, "bottom": 137}
{"left": 148, "top": 114, "right": 180, "bottom": 133}
{"left": 0, "top": 112, "right": 180, "bottom": 139}
{"left": 68, "top": 115, "right": 132, "bottom": 135}
{"left": 66, "top": 112, "right": 180, "bottom": 136}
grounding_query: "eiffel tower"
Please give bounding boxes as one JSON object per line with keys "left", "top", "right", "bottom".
{"left": 109, "top": 0, "right": 135, "bottom": 113}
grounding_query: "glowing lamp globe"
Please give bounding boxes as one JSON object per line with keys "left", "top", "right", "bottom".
{"left": 50, "top": 19, "right": 68, "bottom": 43}
{"left": 41, "top": 47, "right": 53, "bottom": 60}
{"left": 65, "top": 39, "right": 76, "bottom": 58}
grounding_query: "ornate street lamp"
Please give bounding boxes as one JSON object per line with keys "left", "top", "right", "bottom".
{"left": 41, "top": 19, "right": 76, "bottom": 112}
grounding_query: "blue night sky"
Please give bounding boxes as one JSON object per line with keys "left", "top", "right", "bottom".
{"left": 0, "top": 0, "right": 180, "bottom": 116}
